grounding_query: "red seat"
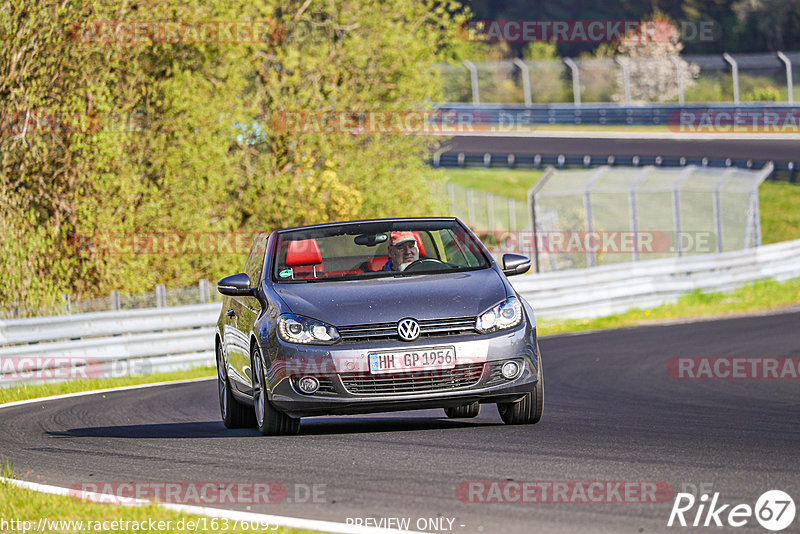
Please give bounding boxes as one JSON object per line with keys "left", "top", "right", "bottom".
{"left": 367, "top": 256, "right": 389, "bottom": 271}
{"left": 286, "top": 239, "right": 324, "bottom": 278}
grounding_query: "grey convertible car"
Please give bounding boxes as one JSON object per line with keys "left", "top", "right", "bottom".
{"left": 215, "top": 217, "right": 543, "bottom": 435}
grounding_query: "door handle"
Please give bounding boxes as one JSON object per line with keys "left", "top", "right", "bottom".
{"left": 226, "top": 309, "right": 236, "bottom": 318}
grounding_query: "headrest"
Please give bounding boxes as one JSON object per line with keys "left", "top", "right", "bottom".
{"left": 286, "top": 239, "right": 323, "bottom": 266}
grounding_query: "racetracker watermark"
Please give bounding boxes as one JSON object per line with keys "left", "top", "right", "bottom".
{"left": 72, "top": 232, "right": 259, "bottom": 255}
{"left": 667, "top": 357, "right": 800, "bottom": 379}
{"left": 274, "top": 354, "right": 487, "bottom": 377}
{"left": 457, "top": 481, "right": 674, "bottom": 503}
{"left": 67, "top": 481, "right": 325, "bottom": 505}
{"left": 462, "top": 20, "right": 719, "bottom": 43}
{"left": 669, "top": 110, "right": 800, "bottom": 134}
{"left": 0, "top": 356, "right": 152, "bottom": 382}
{"left": 268, "top": 110, "right": 491, "bottom": 134}
{"left": 479, "top": 230, "right": 716, "bottom": 255}
{"left": 70, "top": 20, "right": 284, "bottom": 45}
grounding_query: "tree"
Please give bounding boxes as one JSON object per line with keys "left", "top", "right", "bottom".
{"left": 611, "top": 19, "right": 700, "bottom": 103}
{"left": 0, "top": 0, "right": 466, "bottom": 313}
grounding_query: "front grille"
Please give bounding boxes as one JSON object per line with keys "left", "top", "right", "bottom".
{"left": 337, "top": 317, "right": 477, "bottom": 341}
{"left": 340, "top": 363, "right": 485, "bottom": 395}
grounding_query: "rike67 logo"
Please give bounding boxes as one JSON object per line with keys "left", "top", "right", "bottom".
{"left": 668, "top": 490, "right": 796, "bottom": 531}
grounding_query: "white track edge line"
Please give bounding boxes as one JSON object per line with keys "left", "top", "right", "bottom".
{"left": 0, "top": 477, "right": 423, "bottom": 534}
{"left": 0, "top": 376, "right": 216, "bottom": 410}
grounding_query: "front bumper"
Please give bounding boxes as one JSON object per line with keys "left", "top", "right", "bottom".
{"left": 263, "top": 324, "right": 540, "bottom": 418}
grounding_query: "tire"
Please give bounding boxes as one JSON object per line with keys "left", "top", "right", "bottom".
{"left": 251, "top": 344, "right": 300, "bottom": 436}
{"left": 217, "top": 342, "right": 255, "bottom": 428}
{"left": 444, "top": 402, "right": 481, "bottom": 418}
{"left": 497, "top": 352, "right": 544, "bottom": 425}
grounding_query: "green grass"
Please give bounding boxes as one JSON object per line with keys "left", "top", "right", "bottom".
{"left": 0, "top": 366, "right": 215, "bottom": 405}
{"left": 440, "top": 168, "right": 542, "bottom": 201}
{"left": 536, "top": 277, "right": 800, "bottom": 336}
{"left": 758, "top": 181, "right": 800, "bottom": 244}
{"left": 0, "top": 473, "right": 323, "bottom": 534}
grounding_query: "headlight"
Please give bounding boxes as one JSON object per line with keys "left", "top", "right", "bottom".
{"left": 278, "top": 314, "right": 340, "bottom": 344}
{"left": 476, "top": 297, "right": 523, "bottom": 334}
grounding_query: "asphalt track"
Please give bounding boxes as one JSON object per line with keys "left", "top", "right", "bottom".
{"left": 439, "top": 134, "right": 800, "bottom": 162}
{"left": 2, "top": 310, "right": 799, "bottom": 533}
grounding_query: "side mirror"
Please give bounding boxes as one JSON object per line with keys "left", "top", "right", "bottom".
{"left": 217, "top": 273, "right": 254, "bottom": 296}
{"left": 502, "top": 254, "right": 531, "bottom": 276}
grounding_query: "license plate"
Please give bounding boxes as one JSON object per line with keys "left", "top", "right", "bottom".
{"left": 368, "top": 346, "right": 456, "bottom": 374}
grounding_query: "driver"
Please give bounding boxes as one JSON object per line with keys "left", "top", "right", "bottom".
{"left": 383, "top": 231, "right": 419, "bottom": 271}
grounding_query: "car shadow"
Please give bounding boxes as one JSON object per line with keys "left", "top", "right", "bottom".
{"left": 298, "top": 415, "right": 499, "bottom": 435}
{"left": 46, "top": 416, "right": 500, "bottom": 439}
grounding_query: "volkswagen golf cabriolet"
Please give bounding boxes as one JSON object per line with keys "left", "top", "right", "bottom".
{"left": 215, "top": 217, "right": 542, "bottom": 435}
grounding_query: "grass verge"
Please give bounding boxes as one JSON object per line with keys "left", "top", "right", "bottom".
{"left": 0, "top": 474, "right": 322, "bottom": 534}
{"left": 536, "top": 277, "right": 800, "bottom": 336}
{"left": 0, "top": 366, "right": 215, "bottom": 405}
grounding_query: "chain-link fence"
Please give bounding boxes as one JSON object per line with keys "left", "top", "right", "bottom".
{"left": 434, "top": 181, "right": 529, "bottom": 233}
{"left": 440, "top": 51, "right": 800, "bottom": 104}
{"left": 520, "top": 165, "right": 771, "bottom": 272}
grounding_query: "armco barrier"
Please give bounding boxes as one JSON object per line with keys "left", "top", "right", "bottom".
{"left": 1, "top": 239, "right": 798, "bottom": 385}
{"left": 435, "top": 103, "right": 800, "bottom": 127}
{"left": 0, "top": 303, "right": 221, "bottom": 386}
{"left": 512, "top": 238, "right": 800, "bottom": 319}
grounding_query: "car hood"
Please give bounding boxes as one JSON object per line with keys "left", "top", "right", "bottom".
{"left": 274, "top": 269, "right": 508, "bottom": 325}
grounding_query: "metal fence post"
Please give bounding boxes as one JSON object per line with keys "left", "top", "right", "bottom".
{"left": 63, "top": 294, "right": 71, "bottom": 315}
{"left": 462, "top": 60, "right": 480, "bottom": 105}
{"left": 466, "top": 188, "right": 475, "bottom": 226}
{"left": 712, "top": 169, "right": 736, "bottom": 253}
{"left": 563, "top": 58, "right": 581, "bottom": 106}
{"left": 528, "top": 167, "right": 556, "bottom": 273}
{"left": 615, "top": 57, "right": 632, "bottom": 105}
{"left": 508, "top": 197, "right": 516, "bottom": 231}
{"left": 629, "top": 167, "right": 654, "bottom": 262}
{"left": 512, "top": 58, "right": 532, "bottom": 106}
{"left": 487, "top": 192, "right": 495, "bottom": 230}
{"left": 199, "top": 279, "right": 210, "bottom": 303}
{"left": 447, "top": 182, "right": 456, "bottom": 215}
{"left": 672, "top": 166, "right": 696, "bottom": 257}
{"left": 111, "top": 290, "right": 121, "bottom": 311}
{"left": 722, "top": 53, "right": 740, "bottom": 105}
{"left": 777, "top": 51, "right": 793, "bottom": 104}
{"left": 669, "top": 55, "right": 685, "bottom": 105}
{"left": 156, "top": 284, "right": 166, "bottom": 308}
{"left": 583, "top": 167, "right": 610, "bottom": 267}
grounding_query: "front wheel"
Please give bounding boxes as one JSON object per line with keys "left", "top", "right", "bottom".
{"left": 497, "top": 353, "right": 543, "bottom": 425}
{"left": 217, "top": 343, "right": 255, "bottom": 428}
{"left": 251, "top": 345, "right": 300, "bottom": 436}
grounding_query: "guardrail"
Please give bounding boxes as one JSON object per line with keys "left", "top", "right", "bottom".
{"left": 436, "top": 102, "right": 800, "bottom": 127}
{"left": 512, "top": 238, "right": 800, "bottom": 319}
{"left": 1, "top": 239, "right": 798, "bottom": 385}
{"left": 0, "top": 303, "right": 221, "bottom": 386}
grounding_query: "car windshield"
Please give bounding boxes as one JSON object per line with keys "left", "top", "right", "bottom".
{"left": 272, "top": 220, "right": 490, "bottom": 282}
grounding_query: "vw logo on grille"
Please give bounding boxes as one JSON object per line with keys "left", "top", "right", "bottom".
{"left": 397, "top": 318, "right": 420, "bottom": 341}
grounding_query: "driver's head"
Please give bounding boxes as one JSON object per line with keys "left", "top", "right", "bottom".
{"left": 387, "top": 231, "right": 419, "bottom": 271}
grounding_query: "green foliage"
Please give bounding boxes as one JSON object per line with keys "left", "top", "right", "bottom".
{"left": 744, "top": 86, "right": 781, "bottom": 102}
{"left": 0, "top": 0, "right": 466, "bottom": 312}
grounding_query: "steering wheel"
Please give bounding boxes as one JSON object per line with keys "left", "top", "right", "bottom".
{"left": 403, "top": 258, "right": 448, "bottom": 272}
